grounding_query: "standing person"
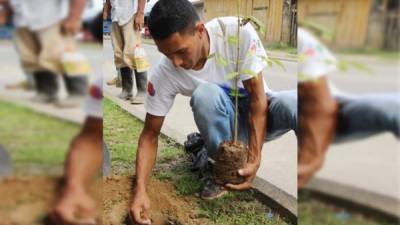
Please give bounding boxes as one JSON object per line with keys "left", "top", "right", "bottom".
{"left": 104, "top": 0, "right": 148, "bottom": 104}
{"left": 297, "top": 27, "right": 400, "bottom": 187}
{"left": 129, "top": 0, "right": 297, "bottom": 224}
{"left": 3, "top": 0, "right": 89, "bottom": 107}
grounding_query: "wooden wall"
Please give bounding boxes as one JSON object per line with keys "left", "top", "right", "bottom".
{"left": 203, "top": 0, "right": 293, "bottom": 44}
{"left": 298, "top": 0, "right": 372, "bottom": 48}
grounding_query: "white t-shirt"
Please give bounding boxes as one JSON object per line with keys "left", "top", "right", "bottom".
{"left": 298, "top": 27, "right": 338, "bottom": 82}
{"left": 83, "top": 75, "right": 103, "bottom": 119}
{"left": 145, "top": 16, "right": 269, "bottom": 117}
{"left": 110, "top": 0, "right": 137, "bottom": 26}
{"left": 10, "top": 0, "right": 69, "bottom": 31}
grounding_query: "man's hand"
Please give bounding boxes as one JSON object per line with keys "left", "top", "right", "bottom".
{"left": 130, "top": 188, "right": 152, "bottom": 225}
{"left": 134, "top": 12, "right": 144, "bottom": 31}
{"left": 62, "top": 16, "right": 81, "bottom": 36}
{"left": 52, "top": 186, "right": 97, "bottom": 225}
{"left": 0, "top": 2, "right": 10, "bottom": 26}
{"left": 103, "top": 0, "right": 110, "bottom": 20}
{"left": 225, "top": 161, "right": 260, "bottom": 191}
{"left": 298, "top": 156, "right": 324, "bottom": 188}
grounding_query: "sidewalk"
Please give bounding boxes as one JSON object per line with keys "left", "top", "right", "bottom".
{"left": 0, "top": 42, "right": 90, "bottom": 125}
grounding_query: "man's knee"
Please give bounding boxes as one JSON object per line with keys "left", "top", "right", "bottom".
{"left": 190, "top": 83, "right": 225, "bottom": 109}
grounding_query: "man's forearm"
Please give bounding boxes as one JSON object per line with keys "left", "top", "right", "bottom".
{"left": 68, "top": 0, "right": 86, "bottom": 20}
{"left": 103, "top": 0, "right": 111, "bottom": 19}
{"left": 248, "top": 94, "right": 267, "bottom": 163}
{"left": 135, "top": 131, "right": 158, "bottom": 191}
{"left": 298, "top": 78, "right": 338, "bottom": 162}
{"left": 137, "top": 0, "right": 145, "bottom": 14}
{"left": 64, "top": 118, "right": 103, "bottom": 190}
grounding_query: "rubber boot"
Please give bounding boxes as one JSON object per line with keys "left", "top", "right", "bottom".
{"left": 118, "top": 67, "right": 133, "bottom": 100}
{"left": 32, "top": 71, "right": 59, "bottom": 103}
{"left": 131, "top": 70, "right": 147, "bottom": 104}
{"left": 56, "top": 75, "right": 88, "bottom": 108}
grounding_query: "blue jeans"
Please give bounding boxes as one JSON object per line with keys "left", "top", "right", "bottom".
{"left": 190, "top": 83, "right": 297, "bottom": 159}
{"left": 333, "top": 93, "right": 400, "bottom": 143}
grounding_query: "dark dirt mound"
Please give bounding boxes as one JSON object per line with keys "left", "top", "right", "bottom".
{"left": 213, "top": 140, "right": 248, "bottom": 185}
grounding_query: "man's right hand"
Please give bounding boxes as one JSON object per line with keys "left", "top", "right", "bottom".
{"left": 52, "top": 185, "right": 97, "bottom": 225}
{"left": 130, "top": 188, "right": 151, "bottom": 225}
{"left": 0, "top": 3, "right": 10, "bottom": 26}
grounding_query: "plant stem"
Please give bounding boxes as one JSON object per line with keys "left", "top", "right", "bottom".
{"left": 233, "top": 0, "right": 241, "bottom": 142}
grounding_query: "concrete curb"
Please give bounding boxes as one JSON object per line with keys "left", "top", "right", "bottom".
{"left": 305, "top": 177, "right": 400, "bottom": 219}
{"left": 0, "top": 90, "right": 84, "bottom": 125}
{"left": 104, "top": 90, "right": 298, "bottom": 218}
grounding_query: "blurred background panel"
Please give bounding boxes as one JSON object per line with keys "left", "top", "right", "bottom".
{"left": 298, "top": 0, "right": 400, "bottom": 224}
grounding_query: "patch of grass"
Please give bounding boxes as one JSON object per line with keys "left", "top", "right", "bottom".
{"left": 266, "top": 42, "right": 297, "bottom": 55}
{"left": 198, "top": 191, "right": 287, "bottom": 225}
{"left": 337, "top": 48, "right": 400, "bottom": 61}
{"left": 0, "top": 100, "right": 79, "bottom": 173}
{"left": 104, "top": 97, "right": 291, "bottom": 225}
{"left": 298, "top": 191, "right": 397, "bottom": 225}
{"left": 103, "top": 98, "right": 184, "bottom": 174}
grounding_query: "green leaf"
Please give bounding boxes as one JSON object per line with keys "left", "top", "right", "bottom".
{"left": 270, "top": 58, "right": 286, "bottom": 71}
{"left": 348, "top": 61, "right": 375, "bottom": 75}
{"left": 242, "top": 16, "right": 266, "bottom": 37}
{"left": 224, "top": 71, "right": 239, "bottom": 80}
{"left": 227, "top": 35, "right": 239, "bottom": 45}
{"left": 337, "top": 61, "right": 349, "bottom": 72}
{"left": 215, "top": 54, "right": 229, "bottom": 67}
{"left": 229, "top": 88, "right": 241, "bottom": 97}
{"left": 239, "top": 68, "right": 257, "bottom": 77}
{"left": 207, "top": 53, "right": 216, "bottom": 59}
{"left": 258, "top": 55, "right": 286, "bottom": 71}
{"left": 299, "top": 20, "right": 334, "bottom": 42}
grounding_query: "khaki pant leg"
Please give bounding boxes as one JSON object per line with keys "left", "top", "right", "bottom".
{"left": 111, "top": 22, "right": 126, "bottom": 68}
{"left": 36, "top": 23, "right": 65, "bottom": 74}
{"left": 121, "top": 17, "right": 140, "bottom": 69}
{"left": 13, "top": 28, "right": 41, "bottom": 73}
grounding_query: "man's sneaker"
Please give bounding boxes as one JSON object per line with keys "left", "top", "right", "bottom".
{"left": 200, "top": 179, "right": 227, "bottom": 200}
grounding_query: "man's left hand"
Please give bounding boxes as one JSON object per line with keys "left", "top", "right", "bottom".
{"left": 225, "top": 161, "right": 260, "bottom": 191}
{"left": 62, "top": 16, "right": 81, "bottom": 35}
{"left": 134, "top": 12, "right": 144, "bottom": 31}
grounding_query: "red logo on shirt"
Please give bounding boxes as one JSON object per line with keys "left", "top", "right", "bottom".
{"left": 147, "top": 82, "right": 155, "bottom": 96}
{"left": 304, "top": 48, "right": 316, "bottom": 56}
{"left": 89, "top": 85, "right": 102, "bottom": 99}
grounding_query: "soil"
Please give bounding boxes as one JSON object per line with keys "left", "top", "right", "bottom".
{"left": 103, "top": 176, "right": 202, "bottom": 225}
{"left": 0, "top": 176, "right": 209, "bottom": 225}
{"left": 0, "top": 176, "right": 102, "bottom": 225}
{"left": 213, "top": 140, "right": 248, "bottom": 185}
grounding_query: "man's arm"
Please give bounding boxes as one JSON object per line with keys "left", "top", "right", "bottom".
{"left": 103, "top": 0, "right": 111, "bottom": 20}
{"left": 134, "top": 0, "right": 145, "bottom": 31}
{"left": 0, "top": 0, "right": 10, "bottom": 26}
{"left": 130, "top": 113, "right": 165, "bottom": 225}
{"left": 52, "top": 117, "right": 103, "bottom": 224}
{"left": 226, "top": 72, "right": 267, "bottom": 190}
{"left": 298, "top": 77, "right": 338, "bottom": 188}
{"left": 63, "top": 0, "right": 86, "bottom": 35}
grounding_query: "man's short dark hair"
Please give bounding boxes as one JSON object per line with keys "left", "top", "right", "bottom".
{"left": 148, "top": 0, "right": 200, "bottom": 40}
